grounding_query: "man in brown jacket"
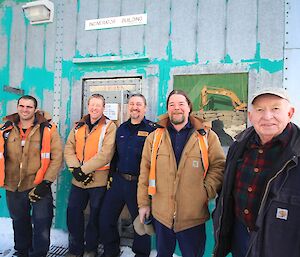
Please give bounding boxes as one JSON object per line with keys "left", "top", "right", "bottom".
{"left": 138, "top": 90, "right": 225, "bottom": 257}
{"left": 64, "top": 94, "right": 116, "bottom": 257}
{"left": 0, "top": 95, "right": 63, "bottom": 257}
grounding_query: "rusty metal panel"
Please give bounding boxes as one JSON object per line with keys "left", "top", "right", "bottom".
{"left": 258, "top": 0, "right": 284, "bottom": 59}
{"left": 61, "top": 0, "right": 77, "bottom": 61}
{"left": 171, "top": 0, "right": 198, "bottom": 62}
{"left": 120, "top": 0, "right": 145, "bottom": 56}
{"left": 76, "top": 0, "right": 98, "bottom": 56}
{"left": 9, "top": 4, "right": 26, "bottom": 88}
{"left": 145, "top": 0, "right": 170, "bottom": 59}
{"left": 97, "top": 0, "right": 121, "bottom": 56}
{"left": 197, "top": 0, "right": 226, "bottom": 63}
{"left": 226, "top": 0, "right": 257, "bottom": 61}
{"left": 0, "top": 8, "right": 8, "bottom": 69}
{"left": 26, "top": 25, "right": 45, "bottom": 68}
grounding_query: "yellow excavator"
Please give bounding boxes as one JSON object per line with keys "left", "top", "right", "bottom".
{"left": 200, "top": 85, "right": 247, "bottom": 111}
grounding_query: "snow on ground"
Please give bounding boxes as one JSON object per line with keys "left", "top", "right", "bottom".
{"left": 0, "top": 218, "right": 178, "bottom": 257}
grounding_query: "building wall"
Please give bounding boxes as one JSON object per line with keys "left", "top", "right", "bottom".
{"left": 0, "top": 0, "right": 297, "bottom": 254}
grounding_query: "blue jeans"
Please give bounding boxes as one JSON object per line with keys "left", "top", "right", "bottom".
{"left": 154, "top": 219, "right": 206, "bottom": 257}
{"left": 67, "top": 185, "right": 106, "bottom": 255}
{"left": 100, "top": 173, "right": 151, "bottom": 257}
{"left": 6, "top": 189, "right": 53, "bottom": 257}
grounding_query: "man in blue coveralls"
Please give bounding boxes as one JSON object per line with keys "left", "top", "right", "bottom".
{"left": 99, "top": 93, "right": 158, "bottom": 257}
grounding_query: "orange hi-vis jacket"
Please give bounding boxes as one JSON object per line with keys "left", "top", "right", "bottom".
{"left": 74, "top": 118, "right": 112, "bottom": 171}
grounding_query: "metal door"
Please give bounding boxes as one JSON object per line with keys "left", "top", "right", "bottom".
{"left": 83, "top": 77, "right": 142, "bottom": 126}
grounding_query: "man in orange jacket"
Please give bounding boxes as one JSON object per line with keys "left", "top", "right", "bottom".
{"left": 64, "top": 94, "right": 117, "bottom": 257}
{"left": 0, "top": 95, "right": 63, "bottom": 257}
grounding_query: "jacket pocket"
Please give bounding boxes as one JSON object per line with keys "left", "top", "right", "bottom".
{"left": 261, "top": 194, "right": 300, "bottom": 257}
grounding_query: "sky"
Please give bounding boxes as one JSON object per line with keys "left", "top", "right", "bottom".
{"left": 0, "top": 217, "right": 179, "bottom": 257}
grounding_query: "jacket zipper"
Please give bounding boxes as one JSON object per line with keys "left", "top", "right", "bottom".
{"left": 258, "top": 158, "right": 295, "bottom": 216}
{"left": 245, "top": 157, "right": 296, "bottom": 257}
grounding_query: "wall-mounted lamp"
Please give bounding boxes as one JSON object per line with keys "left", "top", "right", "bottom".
{"left": 22, "top": 0, "right": 54, "bottom": 25}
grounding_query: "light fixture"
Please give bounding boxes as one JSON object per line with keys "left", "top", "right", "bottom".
{"left": 22, "top": 0, "right": 54, "bottom": 25}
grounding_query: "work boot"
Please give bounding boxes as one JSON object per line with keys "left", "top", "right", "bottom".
{"left": 12, "top": 250, "right": 29, "bottom": 257}
{"left": 83, "top": 251, "right": 97, "bottom": 257}
{"left": 64, "top": 251, "right": 83, "bottom": 257}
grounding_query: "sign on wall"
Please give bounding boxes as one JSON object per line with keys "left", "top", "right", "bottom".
{"left": 85, "top": 13, "right": 147, "bottom": 31}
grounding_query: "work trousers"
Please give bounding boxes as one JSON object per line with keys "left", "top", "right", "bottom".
{"left": 67, "top": 184, "right": 106, "bottom": 255}
{"left": 100, "top": 173, "right": 151, "bottom": 257}
{"left": 6, "top": 189, "right": 53, "bottom": 257}
{"left": 154, "top": 219, "right": 206, "bottom": 257}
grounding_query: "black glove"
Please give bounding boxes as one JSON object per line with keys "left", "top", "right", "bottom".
{"left": 72, "top": 167, "right": 94, "bottom": 186}
{"left": 29, "top": 180, "right": 52, "bottom": 202}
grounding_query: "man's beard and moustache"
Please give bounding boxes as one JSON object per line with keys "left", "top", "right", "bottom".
{"left": 170, "top": 111, "right": 185, "bottom": 125}
{"left": 130, "top": 109, "right": 140, "bottom": 120}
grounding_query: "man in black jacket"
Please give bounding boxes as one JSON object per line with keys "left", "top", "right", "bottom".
{"left": 213, "top": 87, "right": 300, "bottom": 257}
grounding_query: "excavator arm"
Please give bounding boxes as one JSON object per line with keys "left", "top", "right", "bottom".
{"left": 200, "top": 85, "right": 247, "bottom": 111}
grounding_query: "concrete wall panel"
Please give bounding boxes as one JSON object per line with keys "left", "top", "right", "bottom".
{"left": 258, "top": 0, "right": 284, "bottom": 59}
{"left": 120, "top": 0, "right": 145, "bottom": 56}
{"left": 61, "top": 0, "right": 77, "bottom": 61}
{"left": 26, "top": 25, "right": 45, "bottom": 68}
{"left": 76, "top": 0, "right": 98, "bottom": 56}
{"left": 197, "top": 0, "right": 226, "bottom": 63}
{"left": 0, "top": 8, "right": 8, "bottom": 69}
{"left": 226, "top": 0, "right": 257, "bottom": 61}
{"left": 171, "top": 0, "right": 198, "bottom": 61}
{"left": 45, "top": 21, "right": 56, "bottom": 71}
{"left": 97, "top": 0, "right": 121, "bottom": 56}
{"left": 9, "top": 5, "right": 25, "bottom": 88}
{"left": 145, "top": 0, "right": 170, "bottom": 59}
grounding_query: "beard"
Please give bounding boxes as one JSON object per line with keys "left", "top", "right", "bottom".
{"left": 130, "top": 110, "right": 140, "bottom": 120}
{"left": 170, "top": 113, "right": 185, "bottom": 125}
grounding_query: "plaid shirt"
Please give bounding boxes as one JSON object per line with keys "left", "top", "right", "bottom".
{"left": 234, "top": 123, "right": 293, "bottom": 231}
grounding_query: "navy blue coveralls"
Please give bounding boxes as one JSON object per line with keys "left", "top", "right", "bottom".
{"left": 99, "top": 118, "right": 156, "bottom": 257}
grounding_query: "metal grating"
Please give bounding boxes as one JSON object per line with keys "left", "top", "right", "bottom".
{"left": 47, "top": 245, "right": 68, "bottom": 257}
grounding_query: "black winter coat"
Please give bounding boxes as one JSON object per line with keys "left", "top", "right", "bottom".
{"left": 213, "top": 123, "right": 300, "bottom": 257}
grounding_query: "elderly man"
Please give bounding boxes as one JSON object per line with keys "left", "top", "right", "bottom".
{"left": 213, "top": 87, "right": 300, "bottom": 257}
{"left": 0, "top": 95, "right": 63, "bottom": 257}
{"left": 138, "top": 89, "right": 225, "bottom": 257}
{"left": 64, "top": 94, "right": 117, "bottom": 257}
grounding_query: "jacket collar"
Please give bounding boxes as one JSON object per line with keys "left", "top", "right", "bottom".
{"left": 235, "top": 123, "right": 300, "bottom": 156}
{"left": 4, "top": 111, "right": 49, "bottom": 126}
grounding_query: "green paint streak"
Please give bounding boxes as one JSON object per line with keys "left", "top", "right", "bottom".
{"left": 22, "top": 68, "right": 54, "bottom": 100}
{"left": 221, "top": 54, "right": 233, "bottom": 64}
{"left": 241, "top": 43, "right": 283, "bottom": 73}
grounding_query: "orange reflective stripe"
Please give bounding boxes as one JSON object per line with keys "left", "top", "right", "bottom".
{"left": 198, "top": 132, "right": 209, "bottom": 177}
{"left": 75, "top": 119, "right": 111, "bottom": 171}
{"left": 148, "top": 128, "right": 164, "bottom": 196}
{"left": 34, "top": 125, "right": 53, "bottom": 184}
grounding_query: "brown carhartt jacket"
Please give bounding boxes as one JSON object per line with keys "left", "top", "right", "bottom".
{"left": 1, "top": 112, "right": 63, "bottom": 192}
{"left": 138, "top": 114, "right": 226, "bottom": 232}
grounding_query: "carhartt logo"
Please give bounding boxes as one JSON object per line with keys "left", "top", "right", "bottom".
{"left": 192, "top": 160, "right": 199, "bottom": 168}
{"left": 276, "top": 208, "right": 288, "bottom": 220}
